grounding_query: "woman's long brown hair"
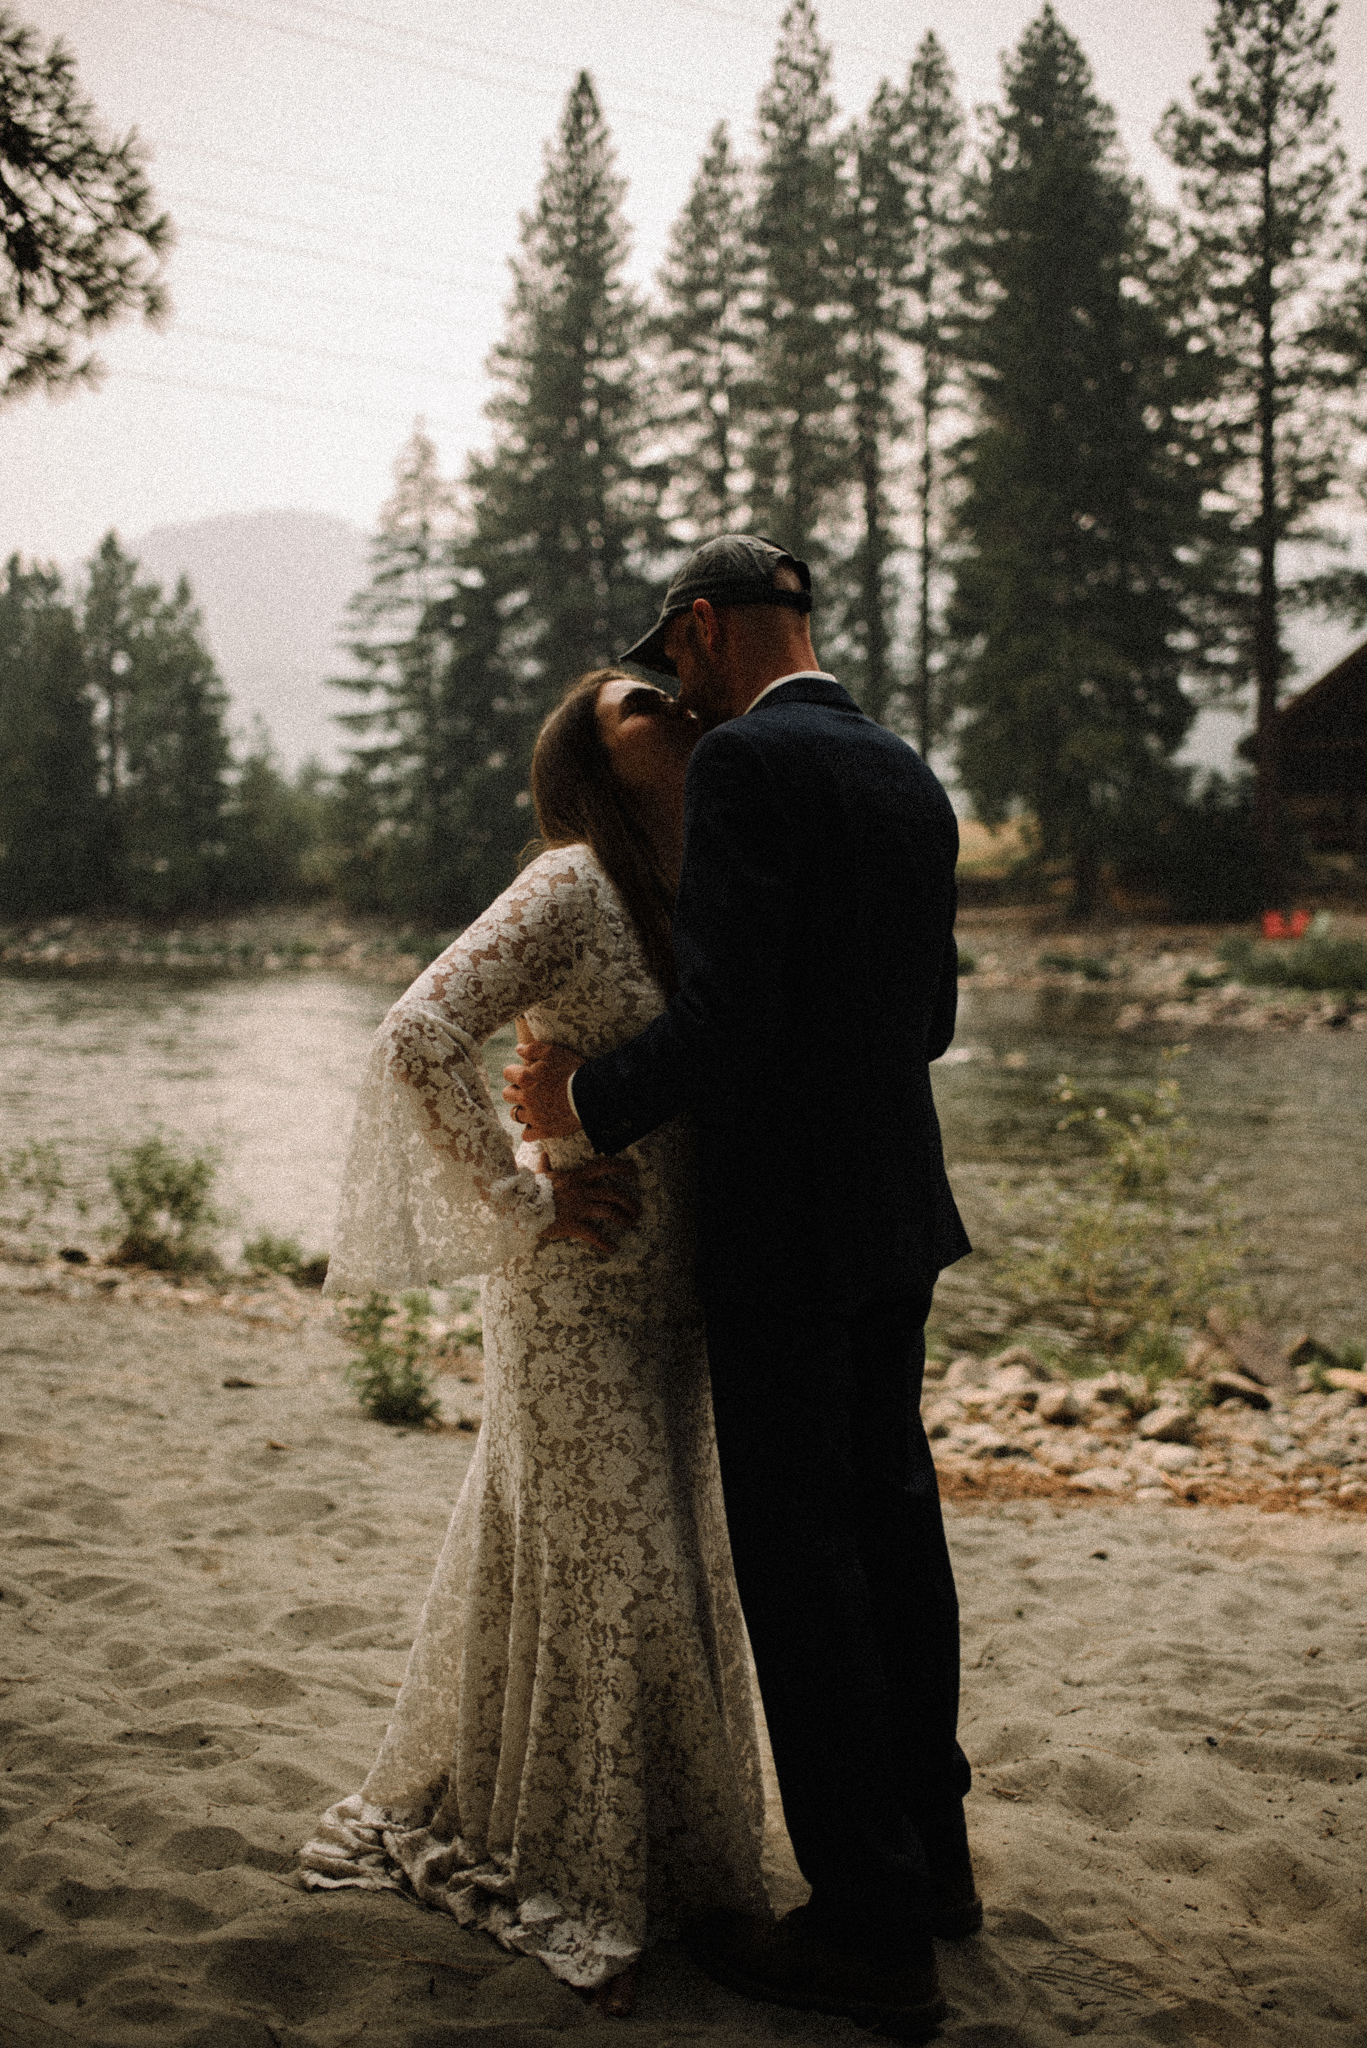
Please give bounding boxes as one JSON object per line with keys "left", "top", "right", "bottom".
{"left": 529, "top": 669, "right": 677, "bottom": 995}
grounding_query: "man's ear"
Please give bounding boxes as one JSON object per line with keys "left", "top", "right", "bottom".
{"left": 692, "top": 597, "right": 719, "bottom": 654}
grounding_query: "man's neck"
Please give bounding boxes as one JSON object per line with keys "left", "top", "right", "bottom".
{"left": 726, "top": 639, "right": 823, "bottom": 719}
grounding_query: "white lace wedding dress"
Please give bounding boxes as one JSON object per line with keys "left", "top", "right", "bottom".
{"left": 299, "top": 846, "right": 770, "bottom": 1987}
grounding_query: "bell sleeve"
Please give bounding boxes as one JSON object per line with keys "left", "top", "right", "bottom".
{"left": 322, "top": 852, "right": 591, "bottom": 1294}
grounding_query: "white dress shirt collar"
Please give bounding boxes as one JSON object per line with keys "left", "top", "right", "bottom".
{"left": 742, "top": 670, "right": 838, "bottom": 714}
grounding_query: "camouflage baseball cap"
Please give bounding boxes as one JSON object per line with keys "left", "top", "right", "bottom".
{"left": 621, "top": 534, "right": 812, "bottom": 678}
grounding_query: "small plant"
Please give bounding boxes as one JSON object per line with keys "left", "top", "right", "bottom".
{"left": 343, "top": 1291, "right": 441, "bottom": 1427}
{"left": 107, "top": 1134, "right": 221, "bottom": 1273}
{"left": 995, "top": 1054, "right": 1249, "bottom": 1366}
{"left": 0, "top": 1140, "right": 79, "bottom": 1235}
{"left": 1039, "top": 952, "right": 1115, "bottom": 982}
{"left": 242, "top": 1230, "right": 329, "bottom": 1289}
{"left": 957, "top": 951, "right": 977, "bottom": 976}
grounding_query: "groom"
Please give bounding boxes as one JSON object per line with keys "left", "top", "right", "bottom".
{"left": 507, "top": 535, "right": 975, "bottom": 2032}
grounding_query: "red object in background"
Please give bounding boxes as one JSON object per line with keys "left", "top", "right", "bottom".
{"left": 1261, "top": 910, "right": 1311, "bottom": 939}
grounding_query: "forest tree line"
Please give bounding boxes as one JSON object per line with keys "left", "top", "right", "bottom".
{"left": 4, "top": 0, "right": 1367, "bottom": 926}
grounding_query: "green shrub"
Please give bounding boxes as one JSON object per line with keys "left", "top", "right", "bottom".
{"left": 1039, "top": 952, "right": 1115, "bottom": 981}
{"left": 242, "top": 1230, "right": 329, "bottom": 1289}
{"left": 957, "top": 951, "right": 977, "bottom": 976}
{"left": 0, "top": 1139, "right": 77, "bottom": 1234}
{"left": 108, "top": 1134, "right": 221, "bottom": 1272}
{"left": 995, "top": 1056, "right": 1249, "bottom": 1371}
{"left": 343, "top": 1291, "right": 441, "bottom": 1427}
{"left": 1220, "top": 927, "right": 1367, "bottom": 993}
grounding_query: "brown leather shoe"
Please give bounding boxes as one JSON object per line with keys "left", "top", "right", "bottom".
{"left": 691, "top": 1906, "right": 946, "bottom": 2039}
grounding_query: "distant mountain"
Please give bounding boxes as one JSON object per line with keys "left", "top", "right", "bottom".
{"left": 133, "top": 509, "right": 371, "bottom": 770}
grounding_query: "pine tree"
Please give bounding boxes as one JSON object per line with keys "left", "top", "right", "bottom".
{"left": 899, "top": 33, "right": 965, "bottom": 757}
{"left": 836, "top": 82, "right": 908, "bottom": 726}
{"left": 118, "top": 573, "right": 232, "bottom": 913}
{"left": 331, "top": 423, "right": 517, "bottom": 923}
{"left": 221, "top": 728, "right": 325, "bottom": 906}
{"left": 0, "top": 555, "right": 105, "bottom": 913}
{"left": 747, "top": 1, "right": 847, "bottom": 561}
{"left": 78, "top": 533, "right": 231, "bottom": 912}
{"left": 833, "top": 36, "right": 964, "bottom": 737}
{"left": 468, "top": 72, "right": 664, "bottom": 690}
{"left": 1, "top": 7, "right": 171, "bottom": 404}
{"left": 1158, "top": 0, "right": 1352, "bottom": 892}
{"left": 950, "top": 7, "right": 1213, "bottom": 916}
{"left": 654, "top": 122, "right": 758, "bottom": 539}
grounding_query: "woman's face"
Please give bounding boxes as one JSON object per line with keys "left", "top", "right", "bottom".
{"left": 596, "top": 678, "right": 699, "bottom": 806}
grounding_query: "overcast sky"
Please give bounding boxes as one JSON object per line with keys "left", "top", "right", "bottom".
{"left": 5, "top": 0, "right": 1364, "bottom": 572}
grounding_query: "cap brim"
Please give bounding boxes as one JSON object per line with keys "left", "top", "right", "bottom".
{"left": 620, "top": 614, "right": 680, "bottom": 678}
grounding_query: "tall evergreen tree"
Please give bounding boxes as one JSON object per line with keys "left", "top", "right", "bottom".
{"left": 331, "top": 423, "right": 515, "bottom": 922}
{"left": 950, "top": 7, "right": 1213, "bottom": 915}
{"left": 899, "top": 33, "right": 965, "bottom": 757}
{"left": 654, "top": 122, "right": 758, "bottom": 539}
{"left": 747, "top": 2, "right": 847, "bottom": 561}
{"left": 468, "top": 72, "right": 664, "bottom": 690}
{"left": 78, "top": 533, "right": 231, "bottom": 912}
{"left": 1158, "top": 0, "right": 1352, "bottom": 890}
{"left": 833, "top": 35, "right": 964, "bottom": 738}
{"left": 117, "top": 572, "right": 232, "bottom": 913}
{"left": 0, "top": 556, "right": 105, "bottom": 913}
{"left": 836, "top": 82, "right": 909, "bottom": 727}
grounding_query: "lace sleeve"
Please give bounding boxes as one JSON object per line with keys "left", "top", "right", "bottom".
{"left": 323, "top": 853, "right": 592, "bottom": 1295}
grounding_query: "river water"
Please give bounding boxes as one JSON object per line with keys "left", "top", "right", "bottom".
{"left": 0, "top": 969, "right": 1362, "bottom": 1344}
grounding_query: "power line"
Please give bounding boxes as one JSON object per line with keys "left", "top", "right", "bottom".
{"left": 163, "top": 189, "right": 499, "bottom": 267}
{"left": 172, "top": 320, "right": 481, "bottom": 382}
{"left": 140, "top": 0, "right": 705, "bottom": 136}
{"left": 155, "top": 139, "right": 508, "bottom": 223}
{"left": 112, "top": 365, "right": 468, "bottom": 430}
{"left": 269, "top": 0, "right": 727, "bottom": 115}
{"left": 180, "top": 262, "right": 470, "bottom": 326}
{"left": 176, "top": 224, "right": 505, "bottom": 294}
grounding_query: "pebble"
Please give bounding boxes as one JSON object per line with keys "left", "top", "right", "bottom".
{"left": 921, "top": 1329, "right": 1367, "bottom": 1505}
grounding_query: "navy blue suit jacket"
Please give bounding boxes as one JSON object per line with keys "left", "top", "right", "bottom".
{"left": 572, "top": 676, "right": 971, "bottom": 1312}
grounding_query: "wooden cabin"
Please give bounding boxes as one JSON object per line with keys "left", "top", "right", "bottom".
{"left": 1243, "top": 639, "right": 1367, "bottom": 855}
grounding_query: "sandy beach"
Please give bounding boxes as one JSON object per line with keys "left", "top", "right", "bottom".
{"left": 1, "top": 1278, "right": 1363, "bottom": 2048}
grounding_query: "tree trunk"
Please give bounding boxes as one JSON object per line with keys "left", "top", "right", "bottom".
{"left": 1253, "top": 105, "right": 1283, "bottom": 906}
{"left": 915, "top": 346, "right": 937, "bottom": 758}
{"left": 858, "top": 370, "right": 889, "bottom": 725}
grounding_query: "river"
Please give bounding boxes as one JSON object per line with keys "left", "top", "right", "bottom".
{"left": 0, "top": 968, "right": 1362, "bottom": 1346}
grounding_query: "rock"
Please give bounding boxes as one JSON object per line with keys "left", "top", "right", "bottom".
{"left": 1206, "top": 1369, "right": 1271, "bottom": 1410}
{"left": 1206, "top": 1310, "right": 1295, "bottom": 1391}
{"left": 990, "top": 1364, "right": 1044, "bottom": 1408}
{"left": 945, "top": 1355, "right": 996, "bottom": 1391}
{"left": 1146, "top": 1442, "right": 1200, "bottom": 1474}
{"left": 1080, "top": 1369, "right": 1147, "bottom": 1410}
{"left": 1137, "top": 1404, "right": 1195, "bottom": 1443}
{"left": 959, "top": 1423, "right": 1026, "bottom": 1459}
{"left": 922, "top": 1397, "right": 963, "bottom": 1440}
{"left": 985, "top": 1343, "right": 1053, "bottom": 1379}
{"left": 1037, "top": 1384, "right": 1081, "bottom": 1425}
{"left": 1069, "top": 1466, "right": 1131, "bottom": 1492}
{"left": 1324, "top": 1367, "right": 1367, "bottom": 1403}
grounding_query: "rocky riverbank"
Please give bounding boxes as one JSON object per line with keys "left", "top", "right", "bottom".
{"left": 5, "top": 904, "right": 1367, "bottom": 1030}
{"left": 925, "top": 1328, "right": 1367, "bottom": 1514}
{"left": 957, "top": 908, "right": 1367, "bottom": 1032}
{"left": 0, "top": 908, "right": 445, "bottom": 983}
{"left": 3, "top": 1255, "right": 1364, "bottom": 1517}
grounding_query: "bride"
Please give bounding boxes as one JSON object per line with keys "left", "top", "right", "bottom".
{"left": 299, "top": 670, "right": 771, "bottom": 2012}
